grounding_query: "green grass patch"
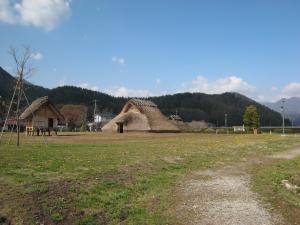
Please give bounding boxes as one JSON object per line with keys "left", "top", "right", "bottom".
{"left": 1, "top": 133, "right": 300, "bottom": 224}
{"left": 252, "top": 157, "right": 300, "bottom": 224}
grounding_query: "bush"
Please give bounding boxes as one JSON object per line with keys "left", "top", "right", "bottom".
{"left": 213, "top": 128, "right": 240, "bottom": 134}
{"left": 80, "top": 122, "right": 88, "bottom": 132}
{"left": 203, "top": 128, "right": 216, "bottom": 133}
{"left": 272, "top": 128, "right": 294, "bottom": 134}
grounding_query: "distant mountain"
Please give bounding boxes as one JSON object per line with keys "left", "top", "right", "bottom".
{"left": 264, "top": 97, "right": 300, "bottom": 114}
{"left": 289, "top": 115, "right": 300, "bottom": 126}
{"left": 264, "top": 97, "right": 300, "bottom": 126}
{"left": 0, "top": 66, "right": 284, "bottom": 126}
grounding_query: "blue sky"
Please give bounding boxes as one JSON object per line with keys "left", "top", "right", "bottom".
{"left": 0, "top": 0, "right": 299, "bottom": 102}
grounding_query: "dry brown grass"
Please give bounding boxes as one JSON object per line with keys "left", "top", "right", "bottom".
{"left": 1, "top": 132, "right": 300, "bottom": 224}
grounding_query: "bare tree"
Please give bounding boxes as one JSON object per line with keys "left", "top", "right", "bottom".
{"left": 1, "top": 46, "right": 35, "bottom": 146}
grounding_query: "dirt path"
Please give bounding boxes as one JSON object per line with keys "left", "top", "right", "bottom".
{"left": 177, "top": 148, "right": 300, "bottom": 225}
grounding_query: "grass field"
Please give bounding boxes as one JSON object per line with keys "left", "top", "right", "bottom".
{"left": 252, "top": 156, "right": 300, "bottom": 224}
{"left": 1, "top": 132, "right": 300, "bottom": 225}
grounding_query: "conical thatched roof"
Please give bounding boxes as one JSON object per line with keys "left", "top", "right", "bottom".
{"left": 102, "top": 99, "right": 179, "bottom": 132}
{"left": 20, "top": 96, "right": 64, "bottom": 120}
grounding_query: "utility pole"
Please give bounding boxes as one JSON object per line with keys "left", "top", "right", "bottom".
{"left": 281, "top": 98, "right": 286, "bottom": 135}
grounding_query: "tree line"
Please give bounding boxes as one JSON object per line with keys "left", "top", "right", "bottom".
{"left": 1, "top": 67, "right": 285, "bottom": 127}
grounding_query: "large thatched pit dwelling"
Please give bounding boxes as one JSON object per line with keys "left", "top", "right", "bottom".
{"left": 20, "top": 96, "right": 64, "bottom": 136}
{"left": 102, "top": 99, "right": 179, "bottom": 133}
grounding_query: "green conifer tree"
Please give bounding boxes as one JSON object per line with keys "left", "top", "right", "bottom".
{"left": 243, "top": 105, "right": 260, "bottom": 134}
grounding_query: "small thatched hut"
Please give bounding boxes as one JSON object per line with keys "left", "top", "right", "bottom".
{"left": 102, "top": 99, "right": 179, "bottom": 133}
{"left": 20, "top": 96, "right": 64, "bottom": 135}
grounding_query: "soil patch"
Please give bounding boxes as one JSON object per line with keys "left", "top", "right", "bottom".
{"left": 176, "top": 148, "right": 300, "bottom": 225}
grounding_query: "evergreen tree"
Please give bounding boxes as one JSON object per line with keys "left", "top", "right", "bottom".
{"left": 243, "top": 105, "right": 260, "bottom": 133}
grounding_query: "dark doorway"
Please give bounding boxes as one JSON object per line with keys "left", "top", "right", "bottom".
{"left": 117, "top": 123, "right": 123, "bottom": 133}
{"left": 48, "top": 118, "right": 54, "bottom": 128}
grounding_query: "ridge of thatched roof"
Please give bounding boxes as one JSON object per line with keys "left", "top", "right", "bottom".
{"left": 20, "top": 96, "right": 64, "bottom": 120}
{"left": 129, "top": 99, "right": 157, "bottom": 108}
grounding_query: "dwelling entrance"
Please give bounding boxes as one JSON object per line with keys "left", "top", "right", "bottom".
{"left": 117, "top": 122, "right": 123, "bottom": 133}
{"left": 48, "top": 118, "right": 54, "bottom": 128}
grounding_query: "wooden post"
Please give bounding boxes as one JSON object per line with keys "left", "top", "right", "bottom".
{"left": 16, "top": 79, "right": 23, "bottom": 147}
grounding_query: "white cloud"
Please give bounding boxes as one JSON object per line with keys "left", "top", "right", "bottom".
{"left": 271, "top": 86, "right": 278, "bottom": 92}
{"left": 112, "top": 56, "right": 125, "bottom": 65}
{"left": 0, "top": 0, "right": 17, "bottom": 23}
{"left": 58, "top": 79, "right": 65, "bottom": 87}
{"left": 31, "top": 52, "right": 43, "bottom": 60}
{"left": 156, "top": 79, "right": 161, "bottom": 85}
{"left": 185, "top": 75, "right": 256, "bottom": 95}
{"left": 256, "top": 95, "right": 282, "bottom": 103}
{"left": 0, "top": 0, "right": 71, "bottom": 31}
{"left": 106, "top": 86, "right": 150, "bottom": 97}
{"left": 79, "top": 83, "right": 99, "bottom": 92}
{"left": 255, "top": 82, "right": 300, "bottom": 103}
{"left": 282, "top": 82, "right": 300, "bottom": 97}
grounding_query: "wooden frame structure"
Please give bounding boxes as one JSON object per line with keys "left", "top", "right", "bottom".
{"left": 20, "top": 96, "right": 64, "bottom": 136}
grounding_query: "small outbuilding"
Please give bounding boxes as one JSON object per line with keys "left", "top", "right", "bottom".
{"left": 102, "top": 99, "right": 179, "bottom": 133}
{"left": 20, "top": 96, "right": 64, "bottom": 136}
{"left": 169, "top": 114, "right": 183, "bottom": 121}
{"left": 233, "top": 125, "right": 245, "bottom": 133}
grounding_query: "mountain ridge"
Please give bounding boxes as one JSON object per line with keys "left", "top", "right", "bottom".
{"left": 0, "top": 66, "right": 284, "bottom": 126}
{"left": 264, "top": 97, "right": 300, "bottom": 126}
{"left": 0, "top": 66, "right": 49, "bottom": 102}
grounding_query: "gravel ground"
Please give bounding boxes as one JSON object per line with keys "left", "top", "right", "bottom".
{"left": 177, "top": 148, "right": 300, "bottom": 225}
{"left": 269, "top": 148, "right": 300, "bottom": 160}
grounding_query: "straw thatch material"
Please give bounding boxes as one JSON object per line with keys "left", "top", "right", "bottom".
{"left": 102, "top": 99, "right": 179, "bottom": 132}
{"left": 20, "top": 96, "right": 64, "bottom": 121}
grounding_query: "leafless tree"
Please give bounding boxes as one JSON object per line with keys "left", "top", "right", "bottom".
{"left": 7, "top": 46, "right": 35, "bottom": 146}
{"left": 9, "top": 46, "right": 36, "bottom": 79}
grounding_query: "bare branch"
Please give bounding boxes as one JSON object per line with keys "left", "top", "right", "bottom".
{"left": 9, "top": 45, "right": 36, "bottom": 80}
{"left": 9, "top": 47, "right": 21, "bottom": 70}
{"left": 24, "top": 66, "right": 37, "bottom": 79}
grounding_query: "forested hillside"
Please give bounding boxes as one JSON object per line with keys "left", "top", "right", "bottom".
{"left": 150, "top": 92, "right": 283, "bottom": 126}
{"left": 0, "top": 66, "right": 283, "bottom": 126}
{"left": 48, "top": 86, "right": 127, "bottom": 119}
{"left": 0, "top": 67, "right": 49, "bottom": 103}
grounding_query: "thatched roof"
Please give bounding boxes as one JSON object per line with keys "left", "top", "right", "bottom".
{"left": 103, "top": 98, "right": 179, "bottom": 132}
{"left": 20, "top": 96, "right": 64, "bottom": 120}
{"left": 128, "top": 99, "right": 157, "bottom": 108}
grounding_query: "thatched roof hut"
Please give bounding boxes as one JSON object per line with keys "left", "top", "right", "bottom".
{"left": 20, "top": 96, "right": 64, "bottom": 134}
{"left": 102, "top": 99, "right": 179, "bottom": 133}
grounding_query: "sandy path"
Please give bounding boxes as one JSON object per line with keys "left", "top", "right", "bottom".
{"left": 177, "top": 148, "right": 300, "bottom": 225}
